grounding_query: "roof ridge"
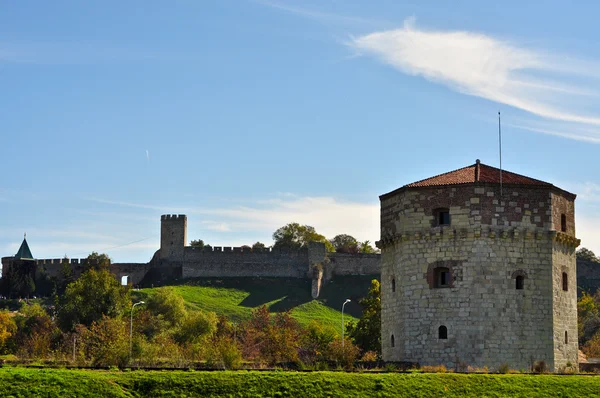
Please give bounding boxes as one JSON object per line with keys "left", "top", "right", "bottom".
{"left": 477, "top": 162, "right": 550, "bottom": 186}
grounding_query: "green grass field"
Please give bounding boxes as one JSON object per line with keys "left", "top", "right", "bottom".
{"left": 132, "top": 276, "right": 376, "bottom": 329}
{"left": 1, "top": 368, "right": 600, "bottom": 397}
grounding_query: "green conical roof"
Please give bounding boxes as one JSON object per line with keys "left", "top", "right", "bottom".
{"left": 14, "top": 236, "right": 34, "bottom": 260}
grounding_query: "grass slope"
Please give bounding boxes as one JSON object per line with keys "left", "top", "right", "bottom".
{"left": 132, "top": 276, "right": 375, "bottom": 329}
{"left": 2, "top": 368, "right": 600, "bottom": 398}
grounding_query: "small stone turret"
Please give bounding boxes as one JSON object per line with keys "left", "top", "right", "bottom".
{"left": 160, "top": 214, "right": 187, "bottom": 263}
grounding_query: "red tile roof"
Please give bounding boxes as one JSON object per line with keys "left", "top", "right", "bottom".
{"left": 380, "top": 160, "right": 575, "bottom": 199}
{"left": 405, "top": 160, "right": 551, "bottom": 188}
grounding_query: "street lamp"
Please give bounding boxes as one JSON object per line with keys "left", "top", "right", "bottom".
{"left": 130, "top": 301, "right": 145, "bottom": 359}
{"left": 342, "top": 299, "right": 351, "bottom": 348}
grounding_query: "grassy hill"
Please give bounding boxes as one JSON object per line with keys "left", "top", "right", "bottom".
{"left": 132, "top": 276, "right": 377, "bottom": 329}
{"left": 2, "top": 368, "right": 600, "bottom": 397}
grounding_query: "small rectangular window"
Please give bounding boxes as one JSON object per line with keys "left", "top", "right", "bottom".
{"left": 439, "top": 211, "right": 450, "bottom": 225}
{"left": 561, "top": 214, "right": 567, "bottom": 233}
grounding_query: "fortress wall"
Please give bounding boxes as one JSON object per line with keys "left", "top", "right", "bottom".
{"left": 181, "top": 246, "right": 309, "bottom": 278}
{"left": 110, "top": 263, "right": 151, "bottom": 286}
{"left": 325, "top": 253, "right": 380, "bottom": 280}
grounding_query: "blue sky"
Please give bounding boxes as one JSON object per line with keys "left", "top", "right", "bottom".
{"left": 1, "top": 0, "right": 599, "bottom": 263}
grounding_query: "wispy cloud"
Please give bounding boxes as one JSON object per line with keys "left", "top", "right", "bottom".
{"left": 252, "top": 0, "right": 387, "bottom": 29}
{"left": 349, "top": 18, "right": 600, "bottom": 143}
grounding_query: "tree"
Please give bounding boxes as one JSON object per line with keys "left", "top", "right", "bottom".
{"left": 252, "top": 242, "right": 266, "bottom": 250}
{"left": 83, "top": 316, "right": 130, "bottom": 367}
{"left": 0, "top": 311, "right": 16, "bottom": 353}
{"left": 190, "top": 239, "right": 205, "bottom": 248}
{"left": 84, "top": 252, "right": 111, "bottom": 270}
{"left": 272, "top": 223, "right": 334, "bottom": 252}
{"left": 346, "top": 279, "right": 381, "bottom": 355}
{"left": 577, "top": 248, "right": 599, "bottom": 263}
{"left": 57, "top": 268, "right": 131, "bottom": 331}
{"left": 146, "top": 287, "right": 187, "bottom": 327}
{"left": 358, "top": 240, "right": 378, "bottom": 254}
{"left": 174, "top": 310, "right": 218, "bottom": 344}
{"left": 330, "top": 234, "right": 359, "bottom": 254}
{"left": 241, "top": 306, "right": 302, "bottom": 365}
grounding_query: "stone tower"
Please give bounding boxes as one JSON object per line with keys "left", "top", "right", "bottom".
{"left": 378, "top": 160, "right": 579, "bottom": 372}
{"left": 160, "top": 214, "right": 187, "bottom": 263}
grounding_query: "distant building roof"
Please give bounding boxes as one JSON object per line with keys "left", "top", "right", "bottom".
{"left": 381, "top": 159, "right": 575, "bottom": 199}
{"left": 14, "top": 236, "right": 34, "bottom": 260}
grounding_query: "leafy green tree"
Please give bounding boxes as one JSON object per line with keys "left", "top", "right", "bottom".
{"left": 358, "top": 240, "right": 378, "bottom": 254}
{"left": 272, "top": 223, "right": 334, "bottom": 252}
{"left": 146, "top": 287, "right": 187, "bottom": 327}
{"left": 301, "top": 320, "right": 338, "bottom": 363}
{"left": 577, "top": 248, "right": 599, "bottom": 263}
{"left": 83, "top": 315, "right": 130, "bottom": 367}
{"left": 330, "top": 234, "right": 359, "bottom": 254}
{"left": 190, "top": 239, "right": 205, "bottom": 248}
{"left": 252, "top": 242, "right": 266, "bottom": 250}
{"left": 346, "top": 279, "right": 381, "bottom": 354}
{"left": 57, "top": 268, "right": 130, "bottom": 331}
{"left": 174, "top": 310, "right": 218, "bottom": 344}
{"left": 85, "top": 252, "right": 112, "bottom": 270}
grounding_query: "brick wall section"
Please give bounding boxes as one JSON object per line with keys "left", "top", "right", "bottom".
{"left": 379, "top": 183, "right": 579, "bottom": 372}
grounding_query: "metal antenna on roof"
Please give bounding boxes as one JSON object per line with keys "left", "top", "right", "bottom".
{"left": 498, "top": 111, "right": 503, "bottom": 197}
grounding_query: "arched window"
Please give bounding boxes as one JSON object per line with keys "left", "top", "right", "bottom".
{"left": 561, "top": 214, "right": 567, "bottom": 232}
{"left": 438, "top": 325, "right": 448, "bottom": 340}
{"left": 516, "top": 275, "right": 524, "bottom": 290}
{"left": 565, "top": 331, "right": 568, "bottom": 344}
{"left": 434, "top": 267, "right": 451, "bottom": 288}
{"left": 562, "top": 272, "right": 568, "bottom": 291}
{"left": 391, "top": 278, "right": 396, "bottom": 293}
{"left": 434, "top": 208, "right": 450, "bottom": 226}
{"left": 391, "top": 334, "right": 395, "bottom": 348}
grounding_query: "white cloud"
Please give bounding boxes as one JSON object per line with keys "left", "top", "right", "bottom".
{"left": 349, "top": 18, "right": 600, "bottom": 143}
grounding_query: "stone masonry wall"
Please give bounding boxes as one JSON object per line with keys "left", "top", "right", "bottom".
{"left": 379, "top": 184, "right": 577, "bottom": 371}
{"left": 181, "top": 246, "right": 310, "bottom": 279}
{"left": 552, "top": 241, "right": 579, "bottom": 370}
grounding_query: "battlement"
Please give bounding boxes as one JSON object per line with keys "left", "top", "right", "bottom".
{"left": 186, "top": 246, "right": 306, "bottom": 254}
{"left": 161, "top": 214, "right": 186, "bottom": 221}
{"left": 36, "top": 258, "right": 99, "bottom": 266}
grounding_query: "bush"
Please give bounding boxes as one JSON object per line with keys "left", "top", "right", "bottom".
{"left": 327, "top": 338, "right": 359, "bottom": 369}
{"left": 533, "top": 360, "right": 547, "bottom": 374}
{"left": 206, "top": 337, "right": 242, "bottom": 369}
{"left": 497, "top": 362, "right": 510, "bottom": 374}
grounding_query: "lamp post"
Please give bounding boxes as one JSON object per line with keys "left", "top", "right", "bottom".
{"left": 130, "top": 301, "right": 145, "bottom": 359}
{"left": 342, "top": 299, "right": 351, "bottom": 348}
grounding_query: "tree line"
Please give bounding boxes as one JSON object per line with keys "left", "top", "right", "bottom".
{"left": 191, "top": 222, "right": 378, "bottom": 254}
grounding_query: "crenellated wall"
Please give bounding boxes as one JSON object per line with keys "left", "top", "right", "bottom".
{"left": 181, "top": 245, "right": 310, "bottom": 279}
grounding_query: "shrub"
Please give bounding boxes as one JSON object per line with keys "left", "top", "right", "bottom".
{"left": 327, "top": 338, "right": 360, "bottom": 369}
{"left": 360, "top": 350, "right": 378, "bottom": 362}
{"left": 496, "top": 362, "right": 510, "bottom": 374}
{"left": 206, "top": 337, "right": 242, "bottom": 370}
{"left": 533, "top": 360, "right": 547, "bottom": 374}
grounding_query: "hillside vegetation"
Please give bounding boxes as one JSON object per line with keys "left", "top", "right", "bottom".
{"left": 132, "top": 276, "right": 374, "bottom": 329}
{"left": 1, "top": 368, "right": 600, "bottom": 397}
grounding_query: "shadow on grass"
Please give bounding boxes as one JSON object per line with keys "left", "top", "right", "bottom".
{"left": 139, "top": 276, "right": 379, "bottom": 318}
